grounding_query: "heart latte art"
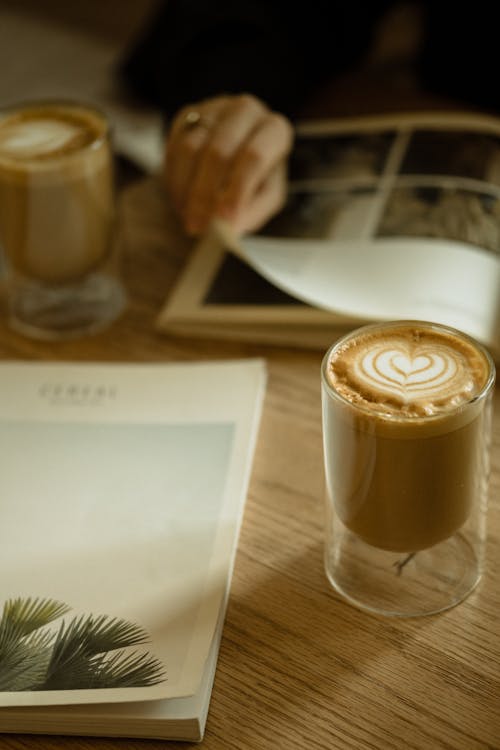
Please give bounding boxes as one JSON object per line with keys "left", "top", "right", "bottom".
{"left": 358, "top": 343, "right": 464, "bottom": 401}
{"left": 327, "top": 324, "right": 489, "bottom": 417}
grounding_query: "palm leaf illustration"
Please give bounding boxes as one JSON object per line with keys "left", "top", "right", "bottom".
{"left": 0, "top": 597, "right": 166, "bottom": 691}
{"left": 0, "top": 597, "right": 69, "bottom": 646}
{"left": 0, "top": 598, "right": 70, "bottom": 691}
{"left": 96, "top": 650, "right": 166, "bottom": 688}
{"left": 0, "top": 629, "right": 54, "bottom": 691}
{"left": 44, "top": 613, "right": 164, "bottom": 690}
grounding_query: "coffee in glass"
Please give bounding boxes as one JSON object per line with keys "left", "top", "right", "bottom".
{"left": 0, "top": 100, "right": 126, "bottom": 339}
{"left": 321, "top": 320, "right": 495, "bottom": 616}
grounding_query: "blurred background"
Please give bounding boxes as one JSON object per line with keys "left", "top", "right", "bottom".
{"left": 0, "top": 0, "right": 165, "bottom": 173}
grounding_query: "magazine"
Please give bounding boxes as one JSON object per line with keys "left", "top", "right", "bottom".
{"left": 157, "top": 111, "right": 500, "bottom": 359}
{"left": 0, "top": 358, "right": 266, "bottom": 742}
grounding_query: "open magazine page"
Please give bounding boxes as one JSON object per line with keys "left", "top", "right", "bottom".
{"left": 265, "top": 111, "right": 500, "bottom": 248}
{"left": 234, "top": 111, "right": 500, "bottom": 356}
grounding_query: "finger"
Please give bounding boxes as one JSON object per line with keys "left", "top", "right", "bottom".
{"left": 163, "top": 99, "right": 228, "bottom": 216}
{"left": 227, "top": 162, "right": 288, "bottom": 235}
{"left": 164, "top": 125, "right": 210, "bottom": 215}
{"left": 182, "top": 95, "right": 268, "bottom": 234}
{"left": 167, "top": 97, "right": 227, "bottom": 145}
{"left": 215, "top": 112, "right": 293, "bottom": 223}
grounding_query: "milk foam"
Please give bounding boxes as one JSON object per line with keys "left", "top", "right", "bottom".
{"left": 0, "top": 112, "right": 96, "bottom": 160}
{"left": 327, "top": 324, "right": 489, "bottom": 417}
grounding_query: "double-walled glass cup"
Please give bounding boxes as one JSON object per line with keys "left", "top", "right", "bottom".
{"left": 0, "top": 100, "right": 126, "bottom": 339}
{"left": 321, "top": 320, "right": 495, "bottom": 617}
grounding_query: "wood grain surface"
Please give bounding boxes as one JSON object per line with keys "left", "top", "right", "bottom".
{"left": 0, "top": 177, "right": 499, "bottom": 750}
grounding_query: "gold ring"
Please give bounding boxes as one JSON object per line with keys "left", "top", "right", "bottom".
{"left": 182, "top": 110, "right": 211, "bottom": 130}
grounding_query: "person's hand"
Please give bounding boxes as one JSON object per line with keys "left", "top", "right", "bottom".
{"left": 164, "top": 94, "right": 294, "bottom": 236}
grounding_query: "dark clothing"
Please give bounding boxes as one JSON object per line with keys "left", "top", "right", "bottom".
{"left": 119, "top": 1, "right": 500, "bottom": 119}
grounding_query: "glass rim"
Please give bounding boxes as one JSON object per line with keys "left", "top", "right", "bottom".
{"left": 0, "top": 98, "right": 110, "bottom": 163}
{"left": 321, "top": 319, "right": 496, "bottom": 423}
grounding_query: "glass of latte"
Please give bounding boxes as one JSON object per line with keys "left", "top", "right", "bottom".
{"left": 321, "top": 320, "right": 495, "bottom": 617}
{"left": 0, "top": 100, "right": 126, "bottom": 339}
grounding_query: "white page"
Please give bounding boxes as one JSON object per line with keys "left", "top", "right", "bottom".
{"left": 234, "top": 234, "right": 500, "bottom": 352}
{"left": 0, "top": 359, "right": 266, "bottom": 708}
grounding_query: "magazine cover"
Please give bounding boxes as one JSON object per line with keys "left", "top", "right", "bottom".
{"left": 0, "top": 359, "right": 266, "bottom": 710}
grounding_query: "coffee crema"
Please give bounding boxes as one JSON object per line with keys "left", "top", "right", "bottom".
{"left": 0, "top": 110, "right": 99, "bottom": 162}
{"left": 326, "top": 324, "right": 488, "bottom": 419}
{"left": 322, "top": 321, "right": 494, "bottom": 552}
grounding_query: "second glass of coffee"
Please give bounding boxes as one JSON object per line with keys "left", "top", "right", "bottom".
{"left": 0, "top": 100, "right": 126, "bottom": 339}
{"left": 321, "top": 320, "right": 495, "bottom": 617}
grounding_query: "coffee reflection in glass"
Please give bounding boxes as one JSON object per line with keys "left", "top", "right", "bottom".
{"left": 321, "top": 320, "right": 495, "bottom": 617}
{"left": 0, "top": 100, "right": 126, "bottom": 339}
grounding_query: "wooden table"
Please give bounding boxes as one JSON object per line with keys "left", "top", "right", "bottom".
{"left": 0, "top": 176, "right": 499, "bottom": 750}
